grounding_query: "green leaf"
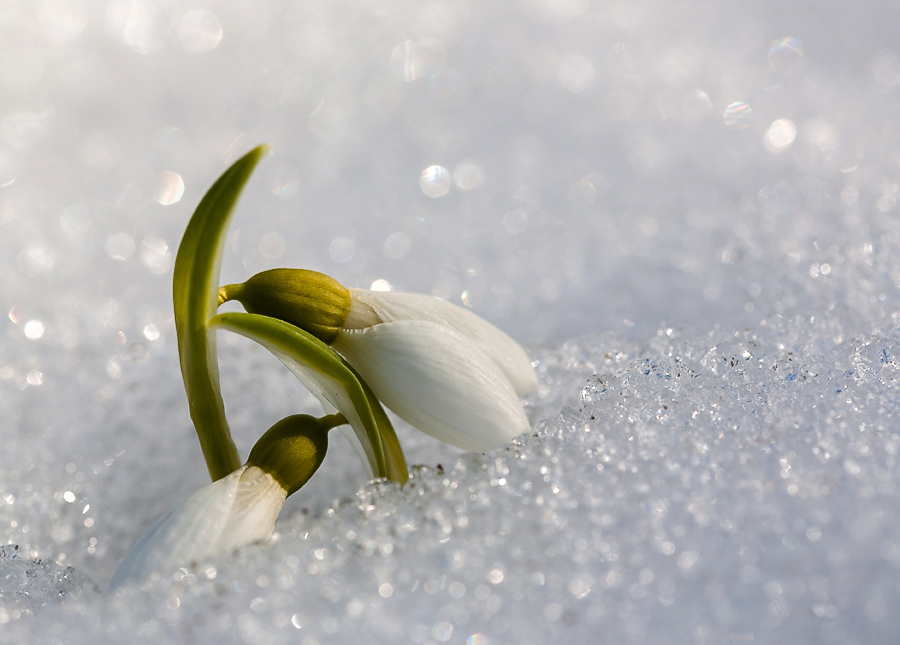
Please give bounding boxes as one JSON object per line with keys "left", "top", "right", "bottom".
{"left": 209, "top": 312, "right": 408, "bottom": 484}
{"left": 173, "top": 146, "right": 270, "bottom": 481}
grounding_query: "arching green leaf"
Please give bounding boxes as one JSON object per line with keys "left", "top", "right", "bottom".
{"left": 173, "top": 146, "right": 270, "bottom": 481}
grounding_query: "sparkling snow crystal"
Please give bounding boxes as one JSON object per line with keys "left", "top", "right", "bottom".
{"left": 0, "top": 545, "right": 85, "bottom": 615}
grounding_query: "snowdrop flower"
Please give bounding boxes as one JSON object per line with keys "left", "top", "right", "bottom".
{"left": 220, "top": 270, "right": 538, "bottom": 452}
{"left": 333, "top": 288, "right": 536, "bottom": 451}
{"left": 110, "top": 414, "right": 334, "bottom": 590}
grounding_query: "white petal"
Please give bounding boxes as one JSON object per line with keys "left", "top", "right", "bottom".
{"left": 349, "top": 289, "right": 538, "bottom": 396}
{"left": 109, "top": 465, "right": 286, "bottom": 590}
{"left": 215, "top": 466, "right": 287, "bottom": 553}
{"left": 333, "top": 321, "right": 530, "bottom": 452}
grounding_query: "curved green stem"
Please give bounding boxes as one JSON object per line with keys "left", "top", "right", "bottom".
{"left": 173, "top": 145, "right": 270, "bottom": 481}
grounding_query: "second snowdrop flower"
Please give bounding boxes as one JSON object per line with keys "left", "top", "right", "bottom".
{"left": 109, "top": 464, "right": 285, "bottom": 590}
{"left": 110, "top": 414, "right": 337, "bottom": 589}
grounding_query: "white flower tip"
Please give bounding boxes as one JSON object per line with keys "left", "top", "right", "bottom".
{"left": 108, "top": 466, "right": 286, "bottom": 591}
{"left": 335, "top": 321, "right": 531, "bottom": 453}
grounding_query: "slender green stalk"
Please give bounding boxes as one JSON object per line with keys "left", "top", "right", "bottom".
{"left": 173, "top": 146, "right": 269, "bottom": 481}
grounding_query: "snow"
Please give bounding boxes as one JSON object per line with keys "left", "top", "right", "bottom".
{"left": 1, "top": 0, "right": 900, "bottom": 642}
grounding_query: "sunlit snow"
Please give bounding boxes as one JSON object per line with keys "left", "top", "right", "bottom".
{"left": 1, "top": 0, "right": 899, "bottom": 642}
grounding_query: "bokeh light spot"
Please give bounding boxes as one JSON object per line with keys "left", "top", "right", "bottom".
{"left": 420, "top": 166, "right": 450, "bottom": 197}
{"left": 384, "top": 232, "right": 411, "bottom": 259}
{"left": 24, "top": 320, "right": 45, "bottom": 340}
{"left": 370, "top": 279, "right": 392, "bottom": 291}
{"left": 153, "top": 171, "right": 184, "bottom": 205}
{"left": 453, "top": 162, "right": 484, "bottom": 190}
{"left": 764, "top": 118, "right": 797, "bottom": 152}
{"left": 140, "top": 238, "right": 171, "bottom": 275}
{"left": 330, "top": 237, "right": 356, "bottom": 263}
{"left": 142, "top": 324, "right": 160, "bottom": 341}
{"left": 723, "top": 102, "right": 752, "bottom": 129}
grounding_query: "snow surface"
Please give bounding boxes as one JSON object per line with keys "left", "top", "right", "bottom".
{"left": 1, "top": 0, "right": 900, "bottom": 642}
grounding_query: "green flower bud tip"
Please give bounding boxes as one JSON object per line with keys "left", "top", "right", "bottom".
{"left": 247, "top": 413, "right": 344, "bottom": 497}
{"left": 219, "top": 269, "right": 351, "bottom": 344}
